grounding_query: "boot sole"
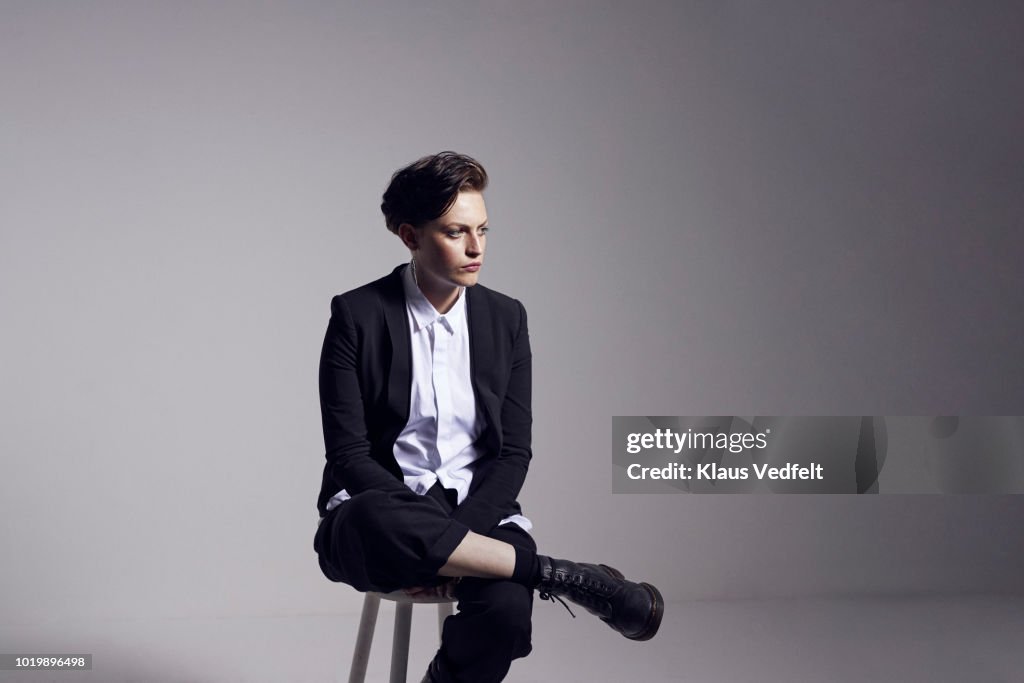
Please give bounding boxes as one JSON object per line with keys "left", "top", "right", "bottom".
{"left": 599, "top": 565, "right": 665, "bottom": 641}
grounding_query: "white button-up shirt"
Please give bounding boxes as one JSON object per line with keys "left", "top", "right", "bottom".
{"left": 327, "top": 263, "right": 531, "bottom": 531}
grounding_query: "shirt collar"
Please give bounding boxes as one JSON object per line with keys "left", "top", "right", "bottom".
{"left": 402, "top": 261, "right": 466, "bottom": 334}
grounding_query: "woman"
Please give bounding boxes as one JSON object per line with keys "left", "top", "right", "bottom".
{"left": 313, "top": 151, "right": 663, "bottom": 683}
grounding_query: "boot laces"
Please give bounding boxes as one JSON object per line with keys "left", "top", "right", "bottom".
{"left": 538, "top": 590, "right": 576, "bottom": 618}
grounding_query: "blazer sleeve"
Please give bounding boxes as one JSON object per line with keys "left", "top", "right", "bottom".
{"left": 451, "top": 299, "right": 532, "bottom": 534}
{"left": 319, "top": 295, "right": 409, "bottom": 496}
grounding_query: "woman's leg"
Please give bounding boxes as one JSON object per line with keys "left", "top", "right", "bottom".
{"left": 429, "top": 523, "right": 535, "bottom": 683}
{"left": 314, "top": 487, "right": 470, "bottom": 592}
{"left": 436, "top": 530, "right": 516, "bottom": 579}
{"left": 315, "top": 485, "right": 663, "bottom": 654}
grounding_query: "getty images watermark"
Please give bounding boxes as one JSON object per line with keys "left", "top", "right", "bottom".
{"left": 613, "top": 416, "right": 1024, "bottom": 494}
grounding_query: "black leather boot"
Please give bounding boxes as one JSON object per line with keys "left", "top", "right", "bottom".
{"left": 536, "top": 557, "right": 664, "bottom": 641}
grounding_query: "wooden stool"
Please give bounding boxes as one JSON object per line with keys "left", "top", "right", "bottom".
{"left": 348, "top": 590, "right": 456, "bottom": 683}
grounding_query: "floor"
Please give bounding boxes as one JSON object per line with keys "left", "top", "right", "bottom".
{"left": 2, "top": 595, "right": 1022, "bottom": 682}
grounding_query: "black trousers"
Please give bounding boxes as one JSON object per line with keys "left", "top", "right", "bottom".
{"left": 314, "top": 483, "right": 535, "bottom": 683}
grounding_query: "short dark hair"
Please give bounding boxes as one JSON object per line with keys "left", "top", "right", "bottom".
{"left": 381, "top": 151, "right": 488, "bottom": 234}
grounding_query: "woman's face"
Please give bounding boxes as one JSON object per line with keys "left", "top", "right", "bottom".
{"left": 402, "top": 190, "right": 489, "bottom": 296}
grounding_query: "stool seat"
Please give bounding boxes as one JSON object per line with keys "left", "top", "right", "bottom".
{"left": 374, "top": 589, "right": 456, "bottom": 604}
{"left": 348, "top": 590, "right": 457, "bottom": 683}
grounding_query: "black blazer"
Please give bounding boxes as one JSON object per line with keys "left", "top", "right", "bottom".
{"left": 316, "top": 264, "right": 532, "bottom": 534}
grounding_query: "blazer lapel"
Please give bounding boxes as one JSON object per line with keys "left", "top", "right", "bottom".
{"left": 381, "top": 266, "right": 412, "bottom": 423}
{"left": 466, "top": 286, "right": 498, "bottom": 436}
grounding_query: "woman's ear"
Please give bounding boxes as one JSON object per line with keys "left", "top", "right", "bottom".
{"left": 398, "top": 223, "right": 419, "bottom": 251}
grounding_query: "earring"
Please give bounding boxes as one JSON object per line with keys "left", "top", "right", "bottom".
{"left": 410, "top": 257, "right": 418, "bottom": 285}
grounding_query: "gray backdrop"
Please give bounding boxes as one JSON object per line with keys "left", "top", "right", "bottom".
{"left": 2, "top": 0, "right": 1022, "bottom": 623}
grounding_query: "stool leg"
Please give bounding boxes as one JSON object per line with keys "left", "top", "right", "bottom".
{"left": 436, "top": 602, "right": 453, "bottom": 641}
{"left": 348, "top": 594, "right": 381, "bottom": 683}
{"left": 390, "top": 601, "right": 413, "bottom": 683}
